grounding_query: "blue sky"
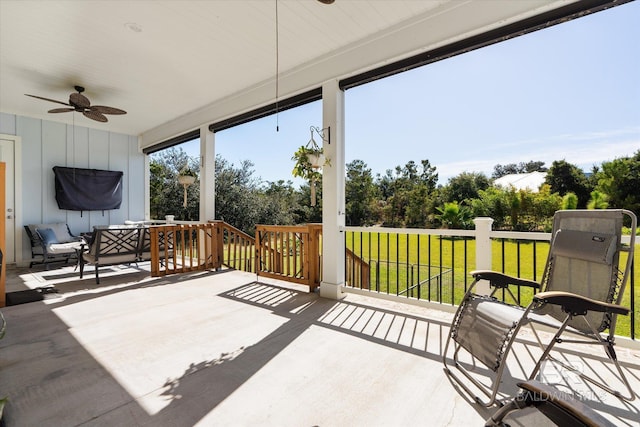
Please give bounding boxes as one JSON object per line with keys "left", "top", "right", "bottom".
{"left": 186, "top": 1, "right": 639, "bottom": 187}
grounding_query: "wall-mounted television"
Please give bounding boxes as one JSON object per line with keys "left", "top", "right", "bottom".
{"left": 53, "top": 166, "right": 123, "bottom": 212}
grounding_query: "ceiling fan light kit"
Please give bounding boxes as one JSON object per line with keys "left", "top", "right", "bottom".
{"left": 25, "top": 86, "right": 126, "bottom": 123}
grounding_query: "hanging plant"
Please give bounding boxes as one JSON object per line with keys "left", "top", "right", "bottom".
{"left": 177, "top": 167, "right": 197, "bottom": 186}
{"left": 177, "top": 167, "right": 198, "bottom": 207}
{"left": 292, "top": 140, "right": 329, "bottom": 206}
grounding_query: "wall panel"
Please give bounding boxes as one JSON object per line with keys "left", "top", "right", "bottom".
{"left": 108, "top": 132, "right": 129, "bottom": 225}
{"left": 67, "top": 125, "right": 93, "bottom": 231}
{"left": 87, "top": 128, "right": 111, "bottom": 227}
{"left": 0, "top": 113, "right": 17, "bottom": 135}
{"left": 16, "top": 116, "right": 43, "bottom": 225}
{"left": 42, "top": 121, "right": 67, "bottom": 223}
{"left": 128, "top": 136, "right": 145, "bottom": 221}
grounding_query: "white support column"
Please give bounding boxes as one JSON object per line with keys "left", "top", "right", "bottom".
{"left": 143, "top": 141, "right": 151, "bottom": 220}
{"left": 474, "top": 217, "right": 494, "bottom": 295}
{"left": 200, "top": 125, "right": 215, "bottom": 221}
{"left": 320, "top": 80, "right": 347, "bottom": 300}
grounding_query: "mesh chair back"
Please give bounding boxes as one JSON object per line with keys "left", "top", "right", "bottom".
{"left": 538, "top": 210, "right": 626, "bottom": 333}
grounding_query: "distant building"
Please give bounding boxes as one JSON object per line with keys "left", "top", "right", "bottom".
{"left": 493, "top": 171, "right": 546, "bottom": 192}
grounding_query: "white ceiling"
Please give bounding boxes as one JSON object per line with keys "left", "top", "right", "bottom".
{"left": 0, "top": 0, "right": 605, "bottom": 148}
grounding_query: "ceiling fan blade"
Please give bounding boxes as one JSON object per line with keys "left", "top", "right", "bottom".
{"left": 70, "top": 92, "right": 90, "bottom": 108}
{"left": 83, "top": 110, "right": 108, "bottom": 122}
{"left": 48, "top": 108, "right": 76, "bottom": 113}
{"left": 25, "top": 94, "right": 71, "bottom": 107}
{"left": 91, "top": 106, "right": 127, "bottom": 115}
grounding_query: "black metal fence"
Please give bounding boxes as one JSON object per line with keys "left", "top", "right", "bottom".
{"left": 345, "top": 226, "right": 638, "bottom": 340}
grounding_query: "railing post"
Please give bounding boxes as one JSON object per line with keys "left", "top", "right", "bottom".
{"left": 208, "top": 220, "right": 217, "bottom": 269}
{"left": 474, "top": 217, "right": 494, "bottom": 294}
{"left": 308, "top": 224, "right": 322, "bottom": 291}
{"left": 198, "top": 223, "right": 213, "bottom": 270}
{"left": 214, "top": 221, "right": 224, "bottom": 269}
{"left": 150, "top": 226, "right": 159, "bottom": 277}
{"left": 255, "top": 226, "right": 262, "bottom": 276}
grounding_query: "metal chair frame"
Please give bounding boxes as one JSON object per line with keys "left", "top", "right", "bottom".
{"left": 442, "top": 209, "right": 637, "bottom": 407}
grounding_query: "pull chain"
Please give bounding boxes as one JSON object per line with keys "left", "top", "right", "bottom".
{"left": 275, "top": 0, "right": 280, "bottom": 132}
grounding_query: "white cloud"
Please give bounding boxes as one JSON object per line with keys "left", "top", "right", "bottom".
{"left": 437, "top": 132, "right": 639, "bottom": 183}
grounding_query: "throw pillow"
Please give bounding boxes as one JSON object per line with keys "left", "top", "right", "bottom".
{"left": 36, "top": 228, "right": 59, "bottom": 246}
{"left": 50, "top": 223, "right": 74, "bottom": 243}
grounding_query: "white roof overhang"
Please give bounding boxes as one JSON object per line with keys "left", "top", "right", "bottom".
{"left": 0, "top": 0, "right": 627, "bottom": 150}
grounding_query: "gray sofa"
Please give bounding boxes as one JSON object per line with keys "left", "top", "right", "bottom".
{"left": 24, "top": 223, "right": 84, "bottom": 269}
{"left": 80, "top": 224, "right": 172, "bottom": 284}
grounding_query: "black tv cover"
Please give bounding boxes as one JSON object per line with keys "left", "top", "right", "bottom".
{"left": 53, "top": 166, "right": 123, "bottom": 211}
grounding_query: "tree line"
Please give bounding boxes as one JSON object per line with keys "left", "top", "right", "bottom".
{"left": 150, "top": 148, "right": 640, "bottom": 235}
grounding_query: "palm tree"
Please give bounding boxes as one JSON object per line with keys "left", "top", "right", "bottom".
{"left": 562, "top": 192, "right": 578, "bottom": 210}
{"left": 587, "top": 190, "right": 609, "bottom": 209}
{"left": 436, "top": 201, "right": 472, "bottom": 229}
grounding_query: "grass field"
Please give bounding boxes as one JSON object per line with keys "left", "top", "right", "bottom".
{"left": 345, "top": 231, "right": 639, "bottom": 339}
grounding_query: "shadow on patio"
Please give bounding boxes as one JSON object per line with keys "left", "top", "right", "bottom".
{"left": 1, "top": 266, "right": 639, "bottom": 426}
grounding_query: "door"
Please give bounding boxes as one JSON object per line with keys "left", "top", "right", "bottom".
{"left": 1, "top": 162, "right": 5, "bottom": 306}
{"left": 0, "top": 138, "right": 15, "bottom": 264}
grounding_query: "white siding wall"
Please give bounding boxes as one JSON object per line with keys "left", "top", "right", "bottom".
{"left": 0, "top": 112, "right": 145, "bottom": 264}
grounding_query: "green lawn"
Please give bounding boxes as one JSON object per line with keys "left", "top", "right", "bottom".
{"left": 346, "top": 231, "right": 639, "bottom": 339}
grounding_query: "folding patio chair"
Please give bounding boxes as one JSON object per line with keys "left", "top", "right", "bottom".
{"left": 442, "top": 209, "right": 636, "bottom": 406}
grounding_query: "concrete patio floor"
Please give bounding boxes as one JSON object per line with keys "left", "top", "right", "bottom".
{"left": 1, "top": 263, "right": 639, "bottom": 426}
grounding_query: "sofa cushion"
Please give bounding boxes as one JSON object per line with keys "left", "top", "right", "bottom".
{"left": 36, "top": 228, "right": 58, "bottom": 245}
{"left": 83, "top": 252, "right": 138, "bottom": 265}
{"left": 35, "top": 227, "right": 82, "bottom": 254}
{"left": 47, "top": 241, "right": 83, "bottom": 254}
{"left": 28, "top": 223, "right": 75, "bottom": 243}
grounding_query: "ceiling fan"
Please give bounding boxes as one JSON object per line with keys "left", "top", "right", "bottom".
{"left": 25, "top": 86, "right": 127, "bottom": 123}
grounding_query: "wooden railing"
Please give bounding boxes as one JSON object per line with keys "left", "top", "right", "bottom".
{"left": 255, "top": 224, "right": 322, "bottom": 291}
{"left": 149, "top": 221, "right": 369, "bottom": 293}
{"left": 149, "top": 223, "right": 217, "bottom": 276}
{"left": 211, "top": 220, "right": 256, "bottom": 272}
{"left": 346, "top": 247, "right": 370, "bottom": 290}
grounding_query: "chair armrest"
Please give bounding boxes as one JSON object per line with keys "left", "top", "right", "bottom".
{"left": 471, "top": 270, "right": 540, "bottom": 290}
{"left": 533, "top": 291, "right": 629, "bottom": 316}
